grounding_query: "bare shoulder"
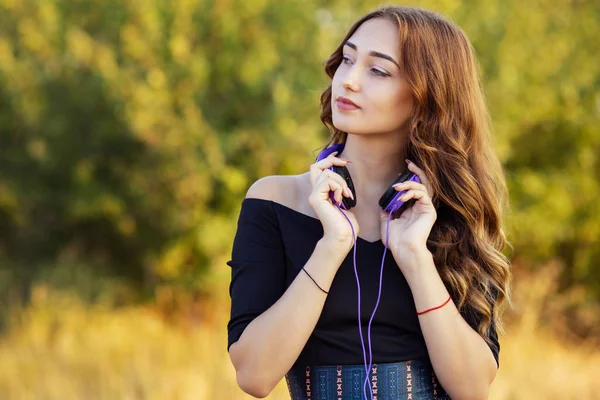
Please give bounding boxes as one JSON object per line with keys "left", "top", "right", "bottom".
{"left": 245, "top": 175, "right": 292, "bottom": 201}
{"left": 245, "top": 173, "right": 311, "bottom": 211}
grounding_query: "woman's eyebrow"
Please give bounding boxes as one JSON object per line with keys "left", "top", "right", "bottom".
{"left": 344, "top": 41, "right": 400, "bottom": 69}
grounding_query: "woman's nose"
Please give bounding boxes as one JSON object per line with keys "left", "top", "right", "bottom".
{"left": 342, "top": 64, "right": 361, "bottom": 92}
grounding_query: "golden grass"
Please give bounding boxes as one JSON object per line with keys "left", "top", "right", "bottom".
{"left": 0, "top": 272, "right": 598, "bottom": 400}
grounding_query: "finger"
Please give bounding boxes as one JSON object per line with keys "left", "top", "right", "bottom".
{"left": 314, "top": 169, "right": 353, "bottom": 199}
{"left": 315, "top": 154, "right": 351, "bottom": 171}
{"left": 392, "top": 180, "right": 429, "bottom": 196}
{"left": 309, "top": 164, "right": 323, "bottom": 187}
{"left": 315, "top": 173, "right": 345, "bottom": 204}
{"left": 396, "top": 188, "right": 433, "bottom": 206}
{"left": 380, "top": 209, "right": 388, "bottom": 221}
{"left": 310, "top": 154, "right": 351, "bottom": 182}
{"left": 323, "top": 169, "right": 353, "bottom": 199}
{"left": 379, "top": 209, "right": 389, "bottom": 233}
{"left": 380, "top": 209, "right": 393, "bottom": 224}
{"left": 310, "top": 157, "right": 350, "bottom": 187}
{"left": 405, "top": 160, "right": 433, "bottom": 196}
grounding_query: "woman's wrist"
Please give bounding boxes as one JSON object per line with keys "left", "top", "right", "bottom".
{"left": 319, "top": 235, "right": 354, "bottom": 255}
{"left": 301, "top": 238, "right": 349, "bottom": 292}
{"left": 391, "top": 240, "right": 429, "bottom": 255}
{"left": 395, "top": 245, "right": 435, "bottom": 281}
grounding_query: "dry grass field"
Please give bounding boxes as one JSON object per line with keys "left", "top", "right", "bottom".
{"left": 0, "top": 265, "right": 597, "bottom": 400}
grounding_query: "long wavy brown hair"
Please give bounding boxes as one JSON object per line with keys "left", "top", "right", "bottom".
{"left": 320, "top": 6, "right": 512, "bottom": 348}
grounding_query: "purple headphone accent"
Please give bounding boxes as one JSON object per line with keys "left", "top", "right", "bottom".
{"left": 316, "top": 143, "right": 352, "bottom": 209}
{"left": 382, "top": 173, "right": 421, "bottom": 213}
{"left": 316, "top": 143, "right": 346, "bottom": 162}
{"left": 315, "top": 143, "right": 420, "bottom": 400}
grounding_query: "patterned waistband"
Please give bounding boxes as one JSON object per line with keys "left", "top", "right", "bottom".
{"left": 285, "top": 359, "right": 450, "bottom": 400}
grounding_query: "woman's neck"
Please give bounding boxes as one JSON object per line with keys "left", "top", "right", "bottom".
{"left": 338, "top": 133, "right": 409, "bottom": 195}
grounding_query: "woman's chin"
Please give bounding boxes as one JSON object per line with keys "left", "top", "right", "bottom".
{"left": 332, "top": 117, "right": 360, "bottom": 133}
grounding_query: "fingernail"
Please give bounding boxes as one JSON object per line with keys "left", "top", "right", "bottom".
{"left": 405, "top": 159, "right": 412, "bottom": 164}
{"left": 349, "top": 189, "right": 354, "bottom": 200}
{"left": 344, "top": 159, "right": 352, "bottom": 163}
{"left": 331, "top": 151, "right": 338, "bottom": 156}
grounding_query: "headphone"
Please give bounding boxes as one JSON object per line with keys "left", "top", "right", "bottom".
{"left": 316, "top": 142, "right": 421, "bottom": 400}
{"left": 316, "top": 142, "right": 421, "bottom": 213}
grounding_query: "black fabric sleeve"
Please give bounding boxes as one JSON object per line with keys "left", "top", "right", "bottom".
{"left": 460, "top": 292, "right": 501, "bottom": 368}
{"left": 226, "top": 199, "right": 287, "bottom": 351}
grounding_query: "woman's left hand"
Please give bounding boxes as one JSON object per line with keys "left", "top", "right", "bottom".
{"left": 380, "top": 160, "right": 437, "bottom": 270}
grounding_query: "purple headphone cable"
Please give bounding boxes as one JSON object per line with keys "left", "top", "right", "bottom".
{"left": 334, "top": 202, "right": 394, "bottom": 400}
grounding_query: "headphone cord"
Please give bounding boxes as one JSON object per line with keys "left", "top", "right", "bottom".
{"left": 334, "top": 203, "right": 393, "bottom": 400}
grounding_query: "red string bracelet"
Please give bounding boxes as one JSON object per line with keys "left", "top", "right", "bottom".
{"left": 416, "top": 295, "right": 452, "bottom": 315}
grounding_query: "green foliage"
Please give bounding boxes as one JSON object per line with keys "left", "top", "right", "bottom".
{"left": 0, "top": 0, "right": 598, "bottom": 309}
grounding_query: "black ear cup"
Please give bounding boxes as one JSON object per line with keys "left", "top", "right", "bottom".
{"left": 332, "top": 165, "right": 357, "bottom": 209}
{"left": 317, "top": 144, "right": 415, "bottom": 212}
{"left": 378, "top": 170, "right": 413, "bottom": 209}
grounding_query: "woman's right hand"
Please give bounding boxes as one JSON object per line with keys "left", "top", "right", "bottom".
{"left": 308, "top": 152, "right": 359, "bottom": 250}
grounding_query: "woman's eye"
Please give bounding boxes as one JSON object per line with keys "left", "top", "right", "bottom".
{"left": 372, "top": 69, "right": 390, "bottom": 77}
{"left": 341, "top": 56, "right": 390, "bottom": 77}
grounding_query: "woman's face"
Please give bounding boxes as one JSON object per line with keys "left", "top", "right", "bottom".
{"left": 331, "top": 18, "right": 414, "bottom": 136}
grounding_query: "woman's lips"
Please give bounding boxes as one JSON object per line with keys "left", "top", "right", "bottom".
{"left": 335, "top": 97, "right": 360, "bottom": 111}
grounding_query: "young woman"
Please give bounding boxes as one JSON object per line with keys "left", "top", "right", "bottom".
{"left": 227, "top": 5, "right": 512, "bottom": 400}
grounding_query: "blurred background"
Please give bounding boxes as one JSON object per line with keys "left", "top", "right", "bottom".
{"left": 0, "top": 0, "right": 598, "bottom": 398}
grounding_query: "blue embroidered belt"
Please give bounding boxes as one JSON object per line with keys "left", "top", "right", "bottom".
{"left": 285, "top": 358, "right": 450, "bottom": 400}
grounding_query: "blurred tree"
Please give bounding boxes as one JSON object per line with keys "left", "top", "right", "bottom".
{"left": 0, "top": 0, "right": 598, "bottom": 339}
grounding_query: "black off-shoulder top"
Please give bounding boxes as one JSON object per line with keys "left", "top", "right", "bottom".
{"left": 227, "top": 198, "right": 499, "bottom": 368}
